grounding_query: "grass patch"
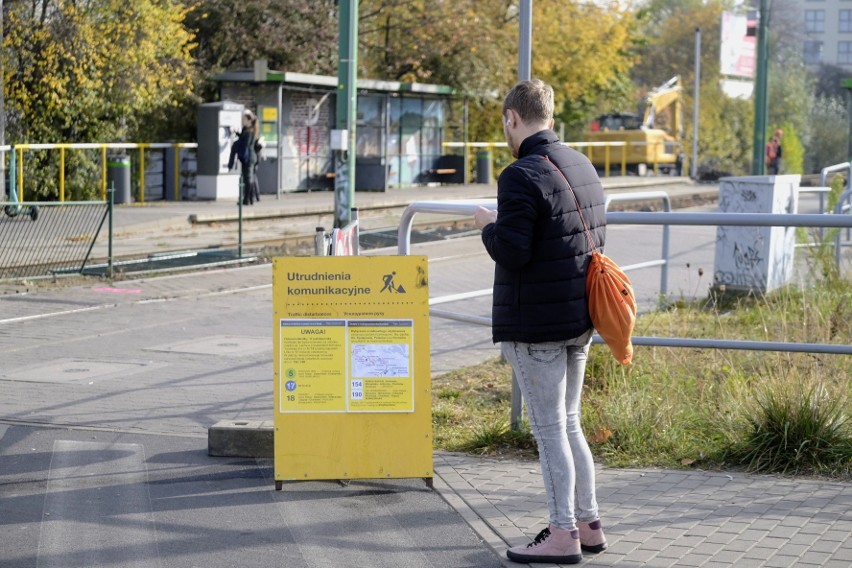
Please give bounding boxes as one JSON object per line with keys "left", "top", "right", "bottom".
{"left": 432, "top": 359, "right": 536, "bottom": 458}
{"left": 432, "top": 272, "right": 852, "bottom": 479}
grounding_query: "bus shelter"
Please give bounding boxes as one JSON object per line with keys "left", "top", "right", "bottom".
{"left": 211, "top": 65, "right": 464, "bottom": 196}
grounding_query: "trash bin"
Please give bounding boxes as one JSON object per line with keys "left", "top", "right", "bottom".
{"left": 476, "top": 150, "right": 492, "bottom": 184}
{"left": 107, "top": 155, "right": 132, "bottom": 204}
{"left": 713, "top": 175, "right": 800, "bottom": 293}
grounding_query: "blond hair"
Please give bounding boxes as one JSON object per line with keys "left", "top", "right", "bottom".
{"left": 502, "top": 79, "right": 554, "bottom": 124}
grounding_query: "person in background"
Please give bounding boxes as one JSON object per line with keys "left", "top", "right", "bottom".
{"left": 766, "top": 128, "right": 782, "bottom": 175}
{"left": 228, "top": 109, "right": 259, "bottom": 205}
{"left": 252, "top": 133, "right": 265, "bottom": 202}
{"left": 473, "top": 79, "right": 608, "bottom": 565}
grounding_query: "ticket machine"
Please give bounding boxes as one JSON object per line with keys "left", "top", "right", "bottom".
{"left": 196, "top": 101, "right": 244, "bottom": 200}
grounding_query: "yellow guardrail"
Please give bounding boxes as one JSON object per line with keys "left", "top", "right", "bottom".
{"left": 443, "top": 140, "right": 684, "bottom": 177}
{"left": 1, "top": 142, "right": 197, "bottom": 202}
{"left": 567, "top": 141, "right": 629, "bottom": 176}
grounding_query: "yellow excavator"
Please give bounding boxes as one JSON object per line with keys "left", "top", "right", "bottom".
{"left": 583, "top": 76, "right": 684, "bottom": 176}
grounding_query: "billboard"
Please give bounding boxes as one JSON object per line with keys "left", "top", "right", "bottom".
{"left": 720, "top": 11, "right": 756, "bottom": 78}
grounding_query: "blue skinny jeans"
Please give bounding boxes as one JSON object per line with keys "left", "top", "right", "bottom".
{"left": 501, "top": 329, "right": 599, "bottom": 530}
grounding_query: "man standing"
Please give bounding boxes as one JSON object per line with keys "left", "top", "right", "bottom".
{"left": 474, "top": 79, "right": 608, "bottom": 565}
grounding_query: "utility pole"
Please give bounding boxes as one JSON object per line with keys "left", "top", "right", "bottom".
{"left": 334, "top": 0, "right": 358, "bottom": 228}
{"left": 843, "top": 79, "right": 852, "bottom": 160}
{"left": 518, "top": 1, "right": 532, "bottom": 82}
{"left": 692, "top": 27, "right": 700, "bottom": 179}
{"left": 752, "top": 0, "right": 769, "bottom": 175}
{"left": 1, "top": 0, "right": 6, "bottom": 200}
{"left": 511, "top": 0, "right": 532, "bottom": 433}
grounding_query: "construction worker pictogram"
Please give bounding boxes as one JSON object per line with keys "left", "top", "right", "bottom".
{"left": 380, "top": 271, "right": 406, "bottom": 293}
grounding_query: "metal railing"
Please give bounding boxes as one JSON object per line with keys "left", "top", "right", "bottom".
{"left": 834, "top": 189, "right": 852, "bottom": 265}
{"left": 399, "top": 192, "right": 673, "bottom": 295}
{"left": 398, "top": 199, "right": 852, "bottom": 429}
{"left": 605, "top": 191, "right": 671, "bottom": 294}
{"left": 798, "top": 186, "right": 831, "bottom": 215}
{"left": 443, "top": 140, "right": 684, "bottom": 178}
{"left": 819, "top": 161, "right": 850, "bottom": 192}
{"left": 1, "top": 142, "right": 197, "bottom": 202}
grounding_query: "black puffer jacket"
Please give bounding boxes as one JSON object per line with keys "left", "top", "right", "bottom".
{"left": 481, "top": 129, "right": 606, "bottom": 344}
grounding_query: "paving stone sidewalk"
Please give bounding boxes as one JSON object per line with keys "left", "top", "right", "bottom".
{"left": 434, "top": 453, "right": 852, "bottom": 567}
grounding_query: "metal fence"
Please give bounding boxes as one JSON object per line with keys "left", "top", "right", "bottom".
{"left": 0, "top": 200, "right": 109, "bottom": 279}
{"left": 397, "top": 197, "right": 852, "bottom": 429}
{"left": 0, "top": 191, "right": 252, "bottom": 281}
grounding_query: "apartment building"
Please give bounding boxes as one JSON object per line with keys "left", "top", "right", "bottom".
{"left": 799, "top": 0, "right": 852, "bottom": 68}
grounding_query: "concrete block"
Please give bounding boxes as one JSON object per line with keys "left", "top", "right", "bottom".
{"left": 208, "top": 420, "right": 274, "bottom": 458}
{"left": 713, "top": 175, "right": 800, "bottom": 293}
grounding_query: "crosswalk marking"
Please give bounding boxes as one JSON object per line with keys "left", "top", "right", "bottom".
{"left": 37, "top": 440, "right": 160, "bottom": 568}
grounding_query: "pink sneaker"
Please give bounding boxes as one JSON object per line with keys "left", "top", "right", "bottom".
{"left": 506, "top": 525, "right": 582, "bottom": 564}
{"left": 577, "top": 518, "right": 607, "bottom": 553}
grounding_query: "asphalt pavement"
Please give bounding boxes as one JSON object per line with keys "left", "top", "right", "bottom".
{"left": 1, "top": 177, "right": 851, "bottom": 567}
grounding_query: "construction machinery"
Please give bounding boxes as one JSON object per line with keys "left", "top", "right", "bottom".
{"left": 583, "top": 76, "right": 684, "bottom": 176}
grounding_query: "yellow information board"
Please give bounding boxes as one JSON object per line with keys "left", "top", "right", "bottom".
{"left": 273, "top": 256, "right": 431, "bottom": 485}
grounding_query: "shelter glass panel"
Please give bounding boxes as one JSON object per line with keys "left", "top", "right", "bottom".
{"left": 399, "top": 98, "right": 423, "bottom": 185}
{"left": 388, "top": 97, "right": 402, "bottom": 155}
{"left": 356, "top": 127, "right": 383, "bottom": 158}
{"left": 357, "top": 95, "right": 385, "bottom": 127}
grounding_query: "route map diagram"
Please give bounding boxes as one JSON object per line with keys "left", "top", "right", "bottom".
{"left": 351, "top": 344, "right": 410, "bottom": 377}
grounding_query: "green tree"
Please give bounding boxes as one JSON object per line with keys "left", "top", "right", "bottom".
{"left": 5, "top": 0, "right": 197, "bottom": 143}
{"left": 4, "top": 0, "right": 198, "bottom": 198}
{"left": 805, "top": 96, "right": 848, "bottom": 172}
{"left": 358, "top": 0, "right": 515, "bottom": 163}
{"left": 359, "top": 1, "right": 639, "bottom": 150}
{"left": 184, "top": 0, "right": 338, "bottom": 76}
{"left": 359, "top": 0, "right": 514, "bottom": 94}
{"left": 633, "top": 0, "right": 755, "bottom": 177}
{"left": 533, "top": 1, "right": 639, "bottom": 136}
{"left": 774, "top": 122, "right": 803, "bottom": 175}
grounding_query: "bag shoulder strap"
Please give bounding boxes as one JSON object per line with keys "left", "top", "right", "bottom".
{"left": 543, "top": 155, "right": 598, "bottom": 254}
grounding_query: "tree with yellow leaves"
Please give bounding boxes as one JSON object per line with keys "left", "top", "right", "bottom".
{"left": 4, "top": 0, "right": 197, "bottom": 198}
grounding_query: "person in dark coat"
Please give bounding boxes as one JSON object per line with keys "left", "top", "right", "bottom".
{"left": 474, "top": 79, "right": 607, "bottom": 565}
{"left": 228, "top": 109, "right": 259, "bottom": 205}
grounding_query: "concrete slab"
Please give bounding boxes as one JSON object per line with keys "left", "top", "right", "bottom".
{"left": 1, "top": 359, "right": 153, "bottom": 384}
{"left": 144, "top": 335, "right": 270, "bottom": 356}
{"left": 208, "top": 419, "right": 273, "bottom": 458}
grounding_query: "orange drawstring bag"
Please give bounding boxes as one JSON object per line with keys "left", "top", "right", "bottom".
{"left": 586, "top": 251, "right": 636, "bottom": 364}
{"left": 545, "top": 156, "right": 636, "bottom": 364}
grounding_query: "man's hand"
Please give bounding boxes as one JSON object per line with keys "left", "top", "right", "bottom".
{"left": 474, "top": 206, "right": 497, "bottom": 229}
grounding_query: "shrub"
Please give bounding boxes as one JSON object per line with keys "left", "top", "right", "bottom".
{"left": 728, "top": 382, "right": 852, "bottom": 476}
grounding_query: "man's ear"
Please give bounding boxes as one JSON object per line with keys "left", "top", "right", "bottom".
{"left": 505, "top": 109, "right": 516, "bottom": 127}
{"left": 548, "top": 118, "right": 555, "bottom": 129}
